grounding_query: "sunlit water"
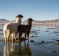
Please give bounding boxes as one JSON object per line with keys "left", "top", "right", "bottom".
{"left": 0, "top": 25, "right": 59, "bottom": 56}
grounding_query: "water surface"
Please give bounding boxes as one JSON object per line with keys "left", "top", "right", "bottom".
{"left": 0, "top": 25, "right": 59, "bottom": 56}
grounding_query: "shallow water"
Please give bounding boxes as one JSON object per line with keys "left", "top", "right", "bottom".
{"left": 0, "top": 25, "right": 59, "bottom": 56}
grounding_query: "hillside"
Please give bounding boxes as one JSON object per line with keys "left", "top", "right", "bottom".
{"left": 0, "top": 18, "right": 59, "bottom": 26}
{"left": 0, "top": 19, "right": 9, "bottom": 24}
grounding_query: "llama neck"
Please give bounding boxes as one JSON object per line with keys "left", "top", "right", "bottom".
{"left": 28, "top": 21, "right": 32, "bottom": 29}
{"left": 16, "top": 18, "right": 21, "bottom": 24}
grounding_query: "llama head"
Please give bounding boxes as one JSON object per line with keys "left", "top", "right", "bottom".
{"left": 28, "top": 18, "right": 33, "bottom": 22}
{"left": 27, "top": 18, "right": 33, "bottom": 25}
{"left": 16, "top": 14, "right": 23, "bottom": 24}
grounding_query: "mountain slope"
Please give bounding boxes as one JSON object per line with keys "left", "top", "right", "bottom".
{"left": 0, "top": 19, "right": 9, "bottom": 24}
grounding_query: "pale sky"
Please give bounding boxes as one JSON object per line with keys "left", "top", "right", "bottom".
{"left": 0, "top": 0, "right": 59, "bottom": 21}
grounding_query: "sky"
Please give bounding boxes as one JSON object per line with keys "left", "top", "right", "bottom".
{"left": 0, "top": 0, "right": 59, "bottom": 21}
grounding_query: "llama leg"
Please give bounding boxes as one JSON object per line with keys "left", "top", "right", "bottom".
{"left": 27, "top": 33, "right": 29, "bottom": 38}
{"left": 19, "top": 33, "right": 22, "bottom": 40}
{"left": 12, "top": 33, "right": 14, "bottom": 42}
{"left": 7, "top": 31, "right": 11, "bottom": 42}
{"left": 14, "top": 33, "right": 17, "bottom": 40}
{"left": 3, "top": 28, "right": 7, "bottom": 42}
{"left": 14, "top": 34, "right": 16, "bottom": 41}
{"left": 4, "top": 31, "right": 7, "bottom": 42}
{"left": 27, "top": 33, "right": 29, "bottom": 41}
{"left": 13, "top": 33, "right": 17, "bottom": 41}
{"left": 24, "top": 33, "right": 26, "bottom": 39}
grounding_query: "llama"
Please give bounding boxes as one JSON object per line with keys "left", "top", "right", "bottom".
{"left": 18, "top": 18, "right": 33, "bottom": 40}
{"left": 3, "top": 14, "right": 23, "bottom": 42}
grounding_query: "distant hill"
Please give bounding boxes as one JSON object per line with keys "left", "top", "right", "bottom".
{"left": 0, "top": 19, "right": 9, "bottom": 24}
{"left": 22, "top": 19, "right": 59, "bottom": 25}
{"left": 52, "top": 19, "right": 59, "bottom": 22}
{"left": 0, "top": 18, "right": 59, "bottom": 25}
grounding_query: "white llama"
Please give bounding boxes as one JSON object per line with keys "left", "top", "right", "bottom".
{"left": 3, "top": 14, "right": 23, "bottom": 42}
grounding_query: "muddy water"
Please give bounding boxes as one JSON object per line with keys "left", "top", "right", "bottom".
{"left": 0, "top": 25, "right": 59, "bottom": 56}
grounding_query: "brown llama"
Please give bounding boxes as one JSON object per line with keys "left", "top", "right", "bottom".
{"left": 18, "top": 18, "right": 33, "bottom": 40}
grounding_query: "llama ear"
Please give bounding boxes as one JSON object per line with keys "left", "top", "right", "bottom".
{"left": 30, "top": 18, "right": 33, "bottom": 21}
{"left": 29, "top": 18, "right": 33, "bottom": 21}
{"left": 31, "top": 19, "right": 33, "bottom": 21}
{"left": 16, "top": 14, "right": 23, "bottom": 18}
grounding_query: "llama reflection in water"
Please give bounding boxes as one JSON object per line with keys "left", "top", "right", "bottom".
{"left": 3, "top": 43, "right": 10, "bottom": 56}
{"left": 3, "top": 42, "right": 32, "bottom": 56}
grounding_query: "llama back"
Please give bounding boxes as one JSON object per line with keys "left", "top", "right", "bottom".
{"left": 3, "top": 22, "right": 20, "bottom": 33}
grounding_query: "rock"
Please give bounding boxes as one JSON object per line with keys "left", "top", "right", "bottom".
{"left": 54, "top": 31, "right": 59, "bottom": 33}
{"left": 49, "top": 50, "right": 56, "bottom": 53}
{"left": 41, "top": 41, "right": 45, "bottom": 43}
{"left": 45, "top": 31, "right": 49, "bottom": 32}
{"left": 52, "top": 51, "right": 56, "bottom": 53}
{"left": 30, "top": 40, "right": 34, "bottom": 42}
{"left": 35, "top": 33, "right": 37, "bottom": 36}
{"left": 56, "top": 40, "right": 59, "bottom": 42}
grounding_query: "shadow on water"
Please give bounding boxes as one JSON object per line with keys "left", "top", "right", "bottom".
{"left": 3, "top": 41, "right": 32, "bottom": 56}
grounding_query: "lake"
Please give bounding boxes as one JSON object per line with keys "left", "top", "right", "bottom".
{"left": 0, "top": 25, "right": 59, "bottom": 56}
